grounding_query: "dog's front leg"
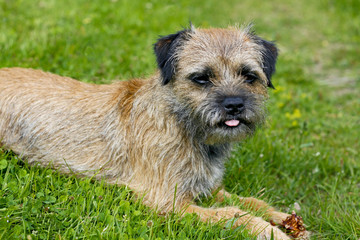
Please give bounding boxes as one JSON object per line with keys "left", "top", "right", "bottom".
{"left": 214, "top": 189, "right": 290, "bottom": 225}
{"left": 185, "top": 204, "right": 291, "bottom": 240}
{"left": 214, "top": 190, "right": 310, "bottom": 239}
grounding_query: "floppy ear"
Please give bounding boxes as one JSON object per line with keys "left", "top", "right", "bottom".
{"left": 257, "top": 39, "right": 278, "bottom": 89}
{"left": 154, "top": 30, "right": 190, "bottom": 85}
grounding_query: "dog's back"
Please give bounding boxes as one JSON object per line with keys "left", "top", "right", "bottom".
{"left": 0, "top": 68, "right": 121, "bottom": 174}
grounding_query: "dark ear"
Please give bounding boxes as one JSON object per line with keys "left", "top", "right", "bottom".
{"left": 154, "top": 30, "right": 190, "bottom": 85}
{"left": 257, "top": 38, "right": 278, "bottom": 89}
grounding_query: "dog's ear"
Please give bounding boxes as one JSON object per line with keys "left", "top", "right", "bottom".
{"left": 257, "top": 38, "right": 278, "bottom": 89}
{"left": 154, "top": 29, "right": 191, "bottom": 85}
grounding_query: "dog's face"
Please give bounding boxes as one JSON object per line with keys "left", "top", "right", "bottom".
{"left": 154, "top": 26, "right": 278, "bottom": 144}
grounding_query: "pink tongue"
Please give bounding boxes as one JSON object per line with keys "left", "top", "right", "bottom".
{"left": 225, "top": 120, "right": 240, "bottom": 127}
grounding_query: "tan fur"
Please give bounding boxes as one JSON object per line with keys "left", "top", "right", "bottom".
{"left": 0, "top": 27, "right": 308, "bottom": 239}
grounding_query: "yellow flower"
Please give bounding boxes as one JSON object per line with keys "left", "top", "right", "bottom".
{"left": 285, "top": 109, "right": 302, "bottom": 120}
{"left": 273, "top": 86, "right": 284, "bottom": 94}
{"left": 82, "top": 17, "right": 92, "bottom": 24}
{"left": 292, "top": 120, "right": 299, "bottom": 127}
{"left": 300, "top": 93, "right": 307, "bottom": 99}
{"left": 292, "top": 109, "right": 301, "bottom": 118}
{"left": 277, "top": 102, "right": 285, "bottom": 108}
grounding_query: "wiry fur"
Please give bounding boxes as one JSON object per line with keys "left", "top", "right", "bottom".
{"left": 0, "top": 26, "right": 308, "bottom": 240}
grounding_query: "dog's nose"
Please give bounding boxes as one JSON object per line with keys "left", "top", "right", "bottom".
{"left": 222, "top": 97, "right": 245, "bottom": 114}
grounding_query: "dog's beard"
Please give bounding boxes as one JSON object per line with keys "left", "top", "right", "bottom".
{"left": 169, "top": 94, "right": 266, "bottom": 145}
{"left": 196, "top": 98, "right": 266, "bottom": 145}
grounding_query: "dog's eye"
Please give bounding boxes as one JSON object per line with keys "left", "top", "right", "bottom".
{"left": 238, "top": 67, "right": 259, "bottom": 84}
{"left": 243, "top": 72, "right": 259, "bottom": 84}
{"left": 189, "top": 74, "right": 211, "bottom": 85}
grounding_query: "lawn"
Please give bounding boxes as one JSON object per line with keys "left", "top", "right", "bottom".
{"left": 0, "top": 0, "right": 359, "bottom": 239}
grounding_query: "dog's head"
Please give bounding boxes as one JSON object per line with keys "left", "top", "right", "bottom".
{"left": 154, "top": 26, "right": 278, "bottom": 144}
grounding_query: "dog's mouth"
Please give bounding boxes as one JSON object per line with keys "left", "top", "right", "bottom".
{"left": 219, "top": 117, "right": 252, "bottom": 129}
{"left": 224, "top": 119, "right": 241, "bottom": 127}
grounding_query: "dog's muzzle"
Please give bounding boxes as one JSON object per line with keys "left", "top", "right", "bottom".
{"left": 221, "top": 97, "right": 246, "bottom": 127}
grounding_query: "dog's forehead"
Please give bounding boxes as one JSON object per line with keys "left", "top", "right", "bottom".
{"left": 179, "top": 28, "right": 264, "bottom": 70}
{"left": 193, "top": 28, "right": 250, "bottom": 44}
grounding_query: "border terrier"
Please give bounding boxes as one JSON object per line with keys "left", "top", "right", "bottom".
{"left": 0, "top": 25, "right": 308, "bottom": 239}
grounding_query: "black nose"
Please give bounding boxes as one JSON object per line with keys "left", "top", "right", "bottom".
{"left": 222, "top": 97, "right": 245, "bottom": 114}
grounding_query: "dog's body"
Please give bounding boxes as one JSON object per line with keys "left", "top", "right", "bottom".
{"left": 0, "top": 26, "right": 308, "bottom": 239}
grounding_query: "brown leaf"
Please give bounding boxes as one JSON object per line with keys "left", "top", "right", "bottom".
{"left": 279, "top": 211, "right": 307, "bottom": 239}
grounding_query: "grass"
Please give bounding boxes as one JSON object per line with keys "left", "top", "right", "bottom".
{"left": 0, "top": 0, "right": 359, "bottom": 239}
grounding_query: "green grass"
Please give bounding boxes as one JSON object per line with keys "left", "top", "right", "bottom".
{"left": 1, "top": 0, "right": 359, "bottom": 239}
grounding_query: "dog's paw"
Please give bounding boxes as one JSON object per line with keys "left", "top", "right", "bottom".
{"left": 255, "top": 224, "right": 291, "bottom": 240}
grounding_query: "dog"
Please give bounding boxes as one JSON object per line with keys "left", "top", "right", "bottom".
{"left": 0, "top": 25, "right": 308, "bottom": 239}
